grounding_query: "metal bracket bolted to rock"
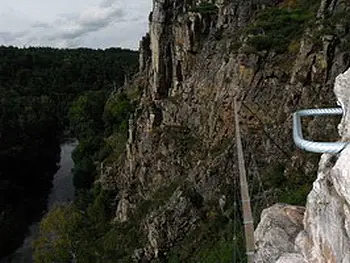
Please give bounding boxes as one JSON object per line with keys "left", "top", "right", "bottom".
{"left": 293, "top": 107, "right": 346, "bottom": 153}
{"left": 293, "top": 68, "right": 350, "bottom": 154}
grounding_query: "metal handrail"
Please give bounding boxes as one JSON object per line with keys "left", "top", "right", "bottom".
{"left": 293, "top": 108, "right": 347, "bottom": 154}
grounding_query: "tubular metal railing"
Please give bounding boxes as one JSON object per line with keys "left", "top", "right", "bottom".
{"left": 293, "top": 107, "right": 347, "bottom": 154}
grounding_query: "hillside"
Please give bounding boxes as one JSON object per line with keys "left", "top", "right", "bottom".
{"left": 0, "top": 46, "right": 138, "bottom": 260}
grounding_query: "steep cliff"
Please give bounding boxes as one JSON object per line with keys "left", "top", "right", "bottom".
{"left": 101, "top": 0, "right": 350, "bottom": 261}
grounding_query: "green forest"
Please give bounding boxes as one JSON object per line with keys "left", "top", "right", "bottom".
{"left": 0, "top": 45, "right": 138, "bottom": 259}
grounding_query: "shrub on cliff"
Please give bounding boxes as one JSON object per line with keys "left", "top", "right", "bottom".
{"left": 103, "top": 93, "right": 133, "bottom": 136}
{"left": 244, "top": 6, "right": 314, "bottom": 54}
{"left": 189, "top": 2, "right": 218, "bottom": 14}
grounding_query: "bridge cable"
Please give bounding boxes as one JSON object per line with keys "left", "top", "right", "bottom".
{"left": 234, "top": 98, "right": 255, "bottom": 263}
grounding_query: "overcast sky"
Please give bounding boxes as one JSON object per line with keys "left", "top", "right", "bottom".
{"left": 0, "top": 0, "right": 152, "bottom": 50}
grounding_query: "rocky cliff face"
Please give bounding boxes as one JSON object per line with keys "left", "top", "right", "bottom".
{"left": 102, "top": 0, "right": 350, "bottom": 261}
{"left": 255, "top": 68, "right": 350, "bottom": 263}
{"left": 296, "top": 69, "right": 350, "bottom": 263}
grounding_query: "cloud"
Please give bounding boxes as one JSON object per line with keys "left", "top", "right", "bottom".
{"left": 0, "top": 32, "right": 16, "bottom": 43}
{"left": 53, "top": 5, "right": 126, "bottom": 42}
{"left": 0, "top": 0, "right": 152, "bottom": 49}
{"left": 79, "top": 7, "right": 125, "bottom": 27}
{"left": 56, "top": 38, "right": 82, "bottom": 48}
{"left": 32, "top": 22, "right": 52, "bottom": 29}
{"left": 0, "top": 31, "right": 27, "bottom": 43}
{"left": 100, "top": 0, "right": 116, "bottom": 8}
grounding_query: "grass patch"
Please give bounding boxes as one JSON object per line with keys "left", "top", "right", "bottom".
{"left": 209, "top": 137, "right": 233, "bottom": 157}
{"left": 262, "top": 155, "right": 318, "bottom": 206}
{"left": 167, "top": 216, "right": 246, "bottom": 263}
{"left": 189, "top": 2, "right": 218, "bottom": 15}
{"left": 163, "top": 125, "right": 201, "bottom": 155}
{"left": 134, "top": 181, "right": 180, "bottom": 221}
{"left": 245, "top": 7, "right": 314, "bottom": 54}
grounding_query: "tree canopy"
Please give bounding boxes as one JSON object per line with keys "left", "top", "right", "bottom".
{"left": 0, "top": 45, "right": 138, "bottom": 260}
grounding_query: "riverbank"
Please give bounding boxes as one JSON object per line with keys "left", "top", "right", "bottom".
{"left": 1, "top": 141, "right": 77, "bottom": 263}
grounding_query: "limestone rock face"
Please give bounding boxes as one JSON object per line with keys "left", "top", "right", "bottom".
{"left": 139, "top": 33, "right": 151, "bottom": 72}
{"left": 335, "top": 70, "right": 350, "bottom": 139}
{"left": 254, "top": 204, "right": 305, "bottom": 263}
{"left": 142, "top": 188, "right": 202, "bottom": 260}
{"left": 276, "top": 254, "right": 306, "bottom": 263}
{"left": 101, "top": 0, "right": 350, "bottom": 261}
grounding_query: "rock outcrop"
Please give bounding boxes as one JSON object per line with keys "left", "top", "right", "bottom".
{"left": 101, "top": 0, "right": 350, "bottom": 261}
{"left": 255, "top": 67, "right": 350, "bottom": 263}
{"left": 297, "top": 68, "right": 350, "bottom": 262}
{"left": 255, "top": 204, "right": 305, "bottom": 263}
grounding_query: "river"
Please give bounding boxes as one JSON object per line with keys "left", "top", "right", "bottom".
{"left": 2, "top": 141, "right": 77, "bottom": 263}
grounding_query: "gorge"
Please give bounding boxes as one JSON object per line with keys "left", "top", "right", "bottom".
{"left": 96, "top": 0, "right": 350, "bottom": 261}
{"left": 3, "top": 0, "right": 350, "bottom": 262}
